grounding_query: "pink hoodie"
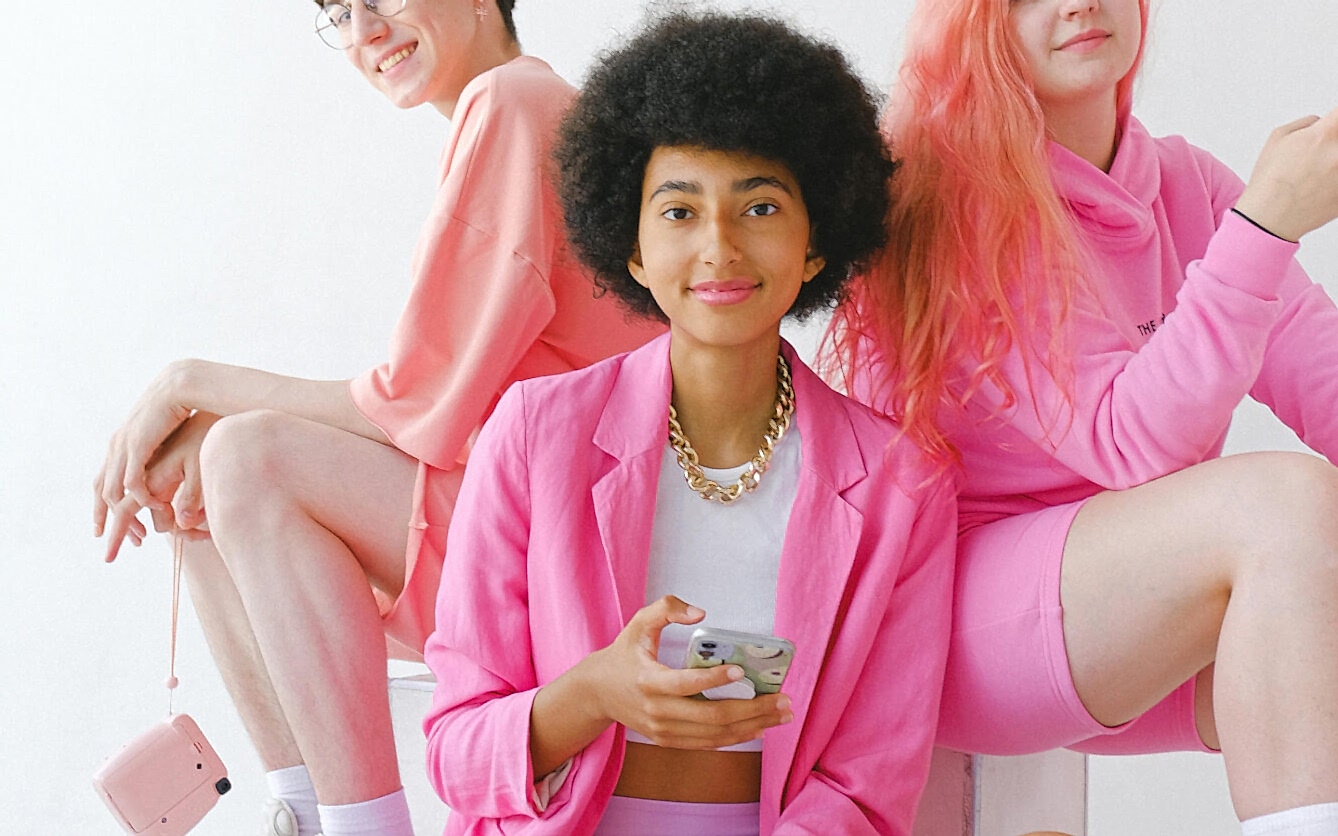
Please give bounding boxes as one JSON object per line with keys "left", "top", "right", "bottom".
{"left": 919, "top": 118, "right": 1338, "bottom": 531}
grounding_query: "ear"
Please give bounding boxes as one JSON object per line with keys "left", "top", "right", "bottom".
{"left": 802, "top": 231, "right": 825, "bottom": 283}
{"left": 627, "top": 243, "right": 650, "bottom": 289}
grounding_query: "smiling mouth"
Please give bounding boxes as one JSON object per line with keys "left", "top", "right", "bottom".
{"left": 378, "top": 44, "right": 416, "bottom": 73}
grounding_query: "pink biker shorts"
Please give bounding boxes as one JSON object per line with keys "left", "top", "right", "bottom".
{"left": 594, "top": 797, "right": 760, "bottom": 835}
{"left": 935, "top": 499, "right": 1217, "bottom": 756}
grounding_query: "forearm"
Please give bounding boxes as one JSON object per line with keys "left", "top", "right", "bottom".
{"left": 529, "top": 653, "right": 613, "bottom": 778}
{"left": 171, "top": 359, "right": 389, "bottom": 444}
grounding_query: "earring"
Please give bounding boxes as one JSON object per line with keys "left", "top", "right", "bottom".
{"left": 474, "top": 1, "right": 486, "bottom": 18}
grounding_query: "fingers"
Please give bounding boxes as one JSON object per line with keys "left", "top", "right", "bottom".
{"left": 631, "top": 595, "right": 706, "bottom": 632}
{"left": 1273, "top": 113, "right": 1322, "bottom": 138}
{"left": 97, "top": 445, "right": 130, "bottom": 535}
{"left": 92, "top": 467, "right": 110, "bottom": 538}
{"left": 642, "top": 660, "right": 745, "bottom": 699}
{"left": 102, "top": 498, "right": 145, "bottom": 563}
{"left": 172, "top": 459, "right": 205, "bottom": 531}
{"left": 123, "top": 460, "right": 165, "bottom": 512}
{"left": 632, "top": 692, "right": 793, "bottom": 749}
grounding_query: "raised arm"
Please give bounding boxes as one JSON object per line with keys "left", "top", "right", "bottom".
{"left": 950, "top": 109, "right": 1338, "bottom": 490}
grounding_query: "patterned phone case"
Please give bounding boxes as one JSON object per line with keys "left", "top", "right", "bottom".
{"left": 685, "top": 627, "right": 795, "bottom": 698}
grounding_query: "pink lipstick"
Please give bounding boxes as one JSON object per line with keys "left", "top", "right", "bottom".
{"left": 690, "top": 278, "right": 759, "bottom": 306}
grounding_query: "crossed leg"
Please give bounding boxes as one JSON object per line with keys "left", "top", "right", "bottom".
{"left": 1062, "top": 451, "right": 1338, "bottom": 820}
{"left": 187, "top": 409, "right": 417, "bottom": 805}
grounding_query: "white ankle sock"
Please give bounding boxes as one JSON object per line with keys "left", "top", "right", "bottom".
{"left": 1242, "top": 802, "right": 1338, "bottom": 835}
{"left": 265, "top": 765, "right": 323, "bottom": 836}
{"left": 318, "top": 788, "right": 414, "bottom": 836}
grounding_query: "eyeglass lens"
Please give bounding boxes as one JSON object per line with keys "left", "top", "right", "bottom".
{"left": 316, "top": 0, "right": 408, "bottom": 49}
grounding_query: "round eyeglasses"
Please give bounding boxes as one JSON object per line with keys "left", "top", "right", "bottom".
{"left": 315, "top": 0, "right": 408, "bottom": 50}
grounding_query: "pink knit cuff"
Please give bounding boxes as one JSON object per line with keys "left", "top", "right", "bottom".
{"left": 1200, "top": 209, "right": 1300, "bottom": 299}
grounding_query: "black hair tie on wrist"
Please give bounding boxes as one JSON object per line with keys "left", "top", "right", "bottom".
{"left": 1230, "top": 207, "right": 1296, "bottom": 243}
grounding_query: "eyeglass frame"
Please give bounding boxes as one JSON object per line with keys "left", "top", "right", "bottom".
{"left": 315, "top": 0, "right": 408, "bottom": 50}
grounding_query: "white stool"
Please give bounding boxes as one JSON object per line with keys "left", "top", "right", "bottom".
{"left": 388, "top": 673, "right": 451, "bottom": 835}
{"left": 913, "top": 747, "right": 1088, "bottom": 836}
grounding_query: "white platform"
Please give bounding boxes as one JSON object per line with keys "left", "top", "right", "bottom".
{"left": 389, "top": 673, "right": 451, "bottom": 836}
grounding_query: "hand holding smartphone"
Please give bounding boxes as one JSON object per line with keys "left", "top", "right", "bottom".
{"left": 684, "top": 627, "right": 794, "bottom": 700}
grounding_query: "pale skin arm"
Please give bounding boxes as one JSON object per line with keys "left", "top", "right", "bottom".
{"left": 94, "top": 358, "right": 389, "bottom": 560}
{"left": 529, "top": 595, "right": 792, "bottom": 779}
{"left": 1233, "top": 107, "right": 1338, "bottom": 243}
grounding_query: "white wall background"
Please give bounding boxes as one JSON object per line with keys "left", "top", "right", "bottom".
{"left": 1, "top": 1, "right": 1333, "bottom": 833}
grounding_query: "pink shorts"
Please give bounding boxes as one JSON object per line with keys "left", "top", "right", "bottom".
{"left": 936, "top": 500, "right": 1215, "bottom": 756}
{"left": 594, "top": 796, "right": 759, "bottom": 835}
{"left": 378, "top": 462, "right": 464, "bottom": 662}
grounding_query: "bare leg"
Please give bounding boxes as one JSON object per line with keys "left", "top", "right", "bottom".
{"left": 183, "top": 537, "right": 303, "bottom": 770}
{"left": 198, "top": 410, "right": 417, "bottom": 805}
{"left": 1061, "top": 451, "right": 1338, "bottom": 820}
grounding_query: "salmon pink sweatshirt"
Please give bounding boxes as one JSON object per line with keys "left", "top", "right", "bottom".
{"left": 926, "top": 118, "right": 1338, "bottom": 531}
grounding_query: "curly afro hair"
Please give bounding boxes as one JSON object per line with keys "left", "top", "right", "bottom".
{"left": 554, "top": 12, "right": 895, "bottom": 322}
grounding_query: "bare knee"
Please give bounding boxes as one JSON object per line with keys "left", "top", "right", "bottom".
{"left": 199, "top": 410, "right": 300, "bottom": 521}
{"left": 1222, "top": 452, "right": 1338, "bottom": 581}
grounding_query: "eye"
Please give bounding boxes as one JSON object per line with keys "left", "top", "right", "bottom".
{"left": 661, "top": 207, "right": 693, "bottom": 221}
{"left": 321, "top": 2, "right": 352, "bottom": 25}
{"left": 745, "top": 202, "right": 779, "bottom": 217}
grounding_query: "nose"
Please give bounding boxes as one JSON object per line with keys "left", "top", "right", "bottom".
{"left": 700, "top": 212, "right": 742, "bottom": 268}
{"left": 349, "top": 3, "right": 389, "bottom": 47}
{"left": 1059, "top": 0, "right": 1099, "bottom": 17}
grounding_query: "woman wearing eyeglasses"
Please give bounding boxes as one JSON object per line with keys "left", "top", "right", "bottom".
{"left": 92, "top": 3, "right": 660, "bottom": 835}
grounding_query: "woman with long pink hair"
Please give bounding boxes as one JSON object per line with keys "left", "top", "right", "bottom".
{"left": 828, "top": 0, "right": 1338, "bottom": 831}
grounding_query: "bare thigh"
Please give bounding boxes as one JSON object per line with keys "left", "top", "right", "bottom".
{"left": 200, "top": 409, "right": 418, "bottom": 597}
{"left": 1060, "top": 451, "right": 1338, "bottom": 732}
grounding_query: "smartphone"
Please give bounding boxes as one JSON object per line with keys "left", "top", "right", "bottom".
{"left": 684, "top": 627, "right": 795, "bottom": 700}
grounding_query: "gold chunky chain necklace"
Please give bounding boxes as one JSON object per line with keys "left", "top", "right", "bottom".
{"left": 666, "top": 354, "right": 795, "bottom": 505}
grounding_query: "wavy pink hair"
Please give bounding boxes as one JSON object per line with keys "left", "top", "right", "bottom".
{"left": 824, "top": 0, "right": 1148, "bottom": 464}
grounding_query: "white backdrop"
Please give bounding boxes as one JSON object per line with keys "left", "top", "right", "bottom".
{"left": 2, "top": 1, "right": 1333, "bottom": 833}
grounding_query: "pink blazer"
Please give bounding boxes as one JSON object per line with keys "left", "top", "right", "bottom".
{"left": 422, "top": 333, "right": 957, "bottom": 835}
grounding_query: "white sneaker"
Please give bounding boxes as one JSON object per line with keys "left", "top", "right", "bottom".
{"left": 263, "top": 797, "right": 299, "bottom": 836}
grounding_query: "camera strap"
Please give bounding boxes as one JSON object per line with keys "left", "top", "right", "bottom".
{"left": 167, "top": 534, "right": 183, "bottom": 715}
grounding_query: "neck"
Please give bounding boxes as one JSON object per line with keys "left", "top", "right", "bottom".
{"left": 432, "top": 39, "right": 523, "bottom": 119}
{"left": 668, "top": 332, "right": 785, "bottom": 469}
{"left": 1043, "top": 93, "right": 1120, "bottom": 172}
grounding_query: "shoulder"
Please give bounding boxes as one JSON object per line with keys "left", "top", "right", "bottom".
{"left": 506, "top": 348, "right": 635, "bottom": 429}
{"left": 1136, "top": 118, "right": 1243, "bottom": 200}
{"left": 790, "top": 354, "right": 944, "bottom": 500}
{"left": 456, "top": 56, "right": 576, "bottom": 135}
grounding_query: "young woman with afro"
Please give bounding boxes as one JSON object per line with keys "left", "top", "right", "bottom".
{"left": 421, "top": 12, "right": 958, "bottom": 836}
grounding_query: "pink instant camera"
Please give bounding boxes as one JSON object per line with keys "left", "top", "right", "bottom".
{"left": 93, "top": 713, "right": 230, "bottom": 835}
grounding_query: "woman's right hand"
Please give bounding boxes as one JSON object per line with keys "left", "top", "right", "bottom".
{"left": 94, "top": 360, "right": 198, "bottom": 539}
{"left": 1235, "top": 106, "right": 1338, "bottom": 242}
{"left": 583, "top": 596, "right": 792, "bottom": 750}
{"left": 99, "top": 411, "right": 220, "bottom": 562}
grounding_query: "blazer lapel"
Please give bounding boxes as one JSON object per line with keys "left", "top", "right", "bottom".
{"left": 767, "top": 343, "right": 869, "bottom": 806}
{"left": 591, "top": 334, "right": 674, "bottom": 625}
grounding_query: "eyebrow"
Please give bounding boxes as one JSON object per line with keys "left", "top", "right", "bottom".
{"left": 647, "top": 175, "right": 794, "bottom": 201}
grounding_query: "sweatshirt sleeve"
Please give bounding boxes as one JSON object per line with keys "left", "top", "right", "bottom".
{"left": 1211, "top": 166, "right": 1338, "bottom": 464}
{"left": 961, "top": 196, "right": 1300, "bottom": 491}
{"left": 421, "top": 385, "right": 554, "bottom": 820}
{"left": 350, "top": 71, "right": 561, "bottom": 471}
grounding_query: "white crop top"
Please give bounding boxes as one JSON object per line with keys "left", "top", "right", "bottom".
{"left": 624, "top": 425, "right": 801, "bottom": 752}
